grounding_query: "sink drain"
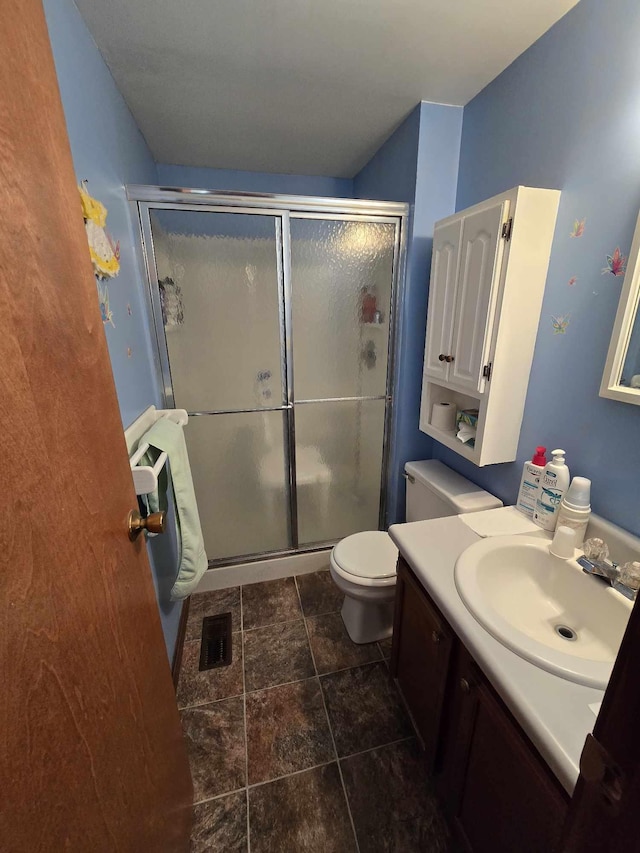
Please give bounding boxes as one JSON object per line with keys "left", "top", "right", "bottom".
{"left": 555, "top": 624, "right": 578, "bottom": 642}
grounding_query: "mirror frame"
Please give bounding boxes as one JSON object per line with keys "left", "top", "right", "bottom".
{"left": 600, "top": 210, "right": 640, "bottom": 406}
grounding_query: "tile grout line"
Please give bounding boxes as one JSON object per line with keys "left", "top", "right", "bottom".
{"left": 245, "top": 674, "right": 314, "bottom": 696}
{"left": 192, "top": 785, "right": 247, "bottom": 807}
{"left": 178, "top": 687, "right": 245, "bottom": 713}
{"left": 247, "top": 758, "right": 336, "bottom": 791}
{"left": 246, "top": 735, "right": 417, "bottom": 792}
{"left": 240, "top": 585, "right": 251, "bottom": 853}
{"left": 242, "top": 605, "right": 350, "bottom": 635}
{"left": 242, "top": 614, "right": 308, "bottom": 634}
{"left": 244, "top": 650, "right": 382, "bottom": 697}
{"left": 338, "top": 735, "right": 416, "bottom": 765}
{"left": 295, "top": 576, "right": 361, "bottom": 853}
{"left": 314, "top": 655, "right": 383, "bottom": 681}
{"left": 177, "top": 650, "right": 384, "bottom": 713}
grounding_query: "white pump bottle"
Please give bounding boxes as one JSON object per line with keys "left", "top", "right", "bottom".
{"left": 533, "top": 449, "right": 570, "bottom": 531}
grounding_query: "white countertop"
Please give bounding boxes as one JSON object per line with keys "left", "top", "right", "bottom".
{"left": 388, "top": 515, "right": 604, "bottom": 795}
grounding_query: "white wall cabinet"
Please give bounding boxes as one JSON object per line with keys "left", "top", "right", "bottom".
{"left": 420, "top": 186, "right": 560, "bottom": 466}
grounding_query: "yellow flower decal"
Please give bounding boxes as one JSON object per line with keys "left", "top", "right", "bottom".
{"left": 78, "top": 183, "right": 120, "bottom": 279}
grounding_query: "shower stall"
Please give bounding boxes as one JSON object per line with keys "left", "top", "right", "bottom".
{"left": 131, "top": 187, "right": 407, "bottom": 566}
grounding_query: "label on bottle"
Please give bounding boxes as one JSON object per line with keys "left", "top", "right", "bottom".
{"left": 517, "top": 464, "right": 542, "bottom": 518}
{"left": 533, "top": 485, "right": 565, "bottom": 530}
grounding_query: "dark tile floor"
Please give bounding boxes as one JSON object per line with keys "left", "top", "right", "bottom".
{"left": 178, "top": 568, "right": 451, "bottom": 853}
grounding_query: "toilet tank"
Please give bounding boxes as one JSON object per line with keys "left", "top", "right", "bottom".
{"left": 404, "top": 460, "right": 502, "bottom": 522}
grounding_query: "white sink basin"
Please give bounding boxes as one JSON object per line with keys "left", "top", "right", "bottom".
{"left": 455, "top": 535, "right": 633, "bottom": 688}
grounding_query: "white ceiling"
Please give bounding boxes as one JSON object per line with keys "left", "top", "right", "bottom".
{"left": 74, "top": 0, "right": 579, "bottom": 178}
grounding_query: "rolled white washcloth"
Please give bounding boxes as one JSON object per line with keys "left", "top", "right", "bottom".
{"left": 456, "top": 424, "right": 477, "bottom": 444}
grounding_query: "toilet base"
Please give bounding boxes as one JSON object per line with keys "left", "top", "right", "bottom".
{"left": 341, "top": 594, "right": 394, "bottom": 645}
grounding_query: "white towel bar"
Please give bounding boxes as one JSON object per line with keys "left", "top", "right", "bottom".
{"left": 124, "top": 405, "right": 188, "bottom": 496}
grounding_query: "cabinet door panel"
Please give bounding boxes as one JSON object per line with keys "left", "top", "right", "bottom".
{"left": 457, "top": 681, "right": 567, "bottom": 853}
{"left": 436, "top": 647, "right": 479, "bottom": 820}
{"left": 423, "top": 218, "right": 462, "bottom": 381}
{"left": 449, "top": 201, "right": 509, "bottom": 392}
{"left": 391, "top": 560, "right": 453, "bottom": 771}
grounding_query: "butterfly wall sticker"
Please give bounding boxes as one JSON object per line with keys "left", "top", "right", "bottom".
{"left": 551, "top": 314, "right": 570, "bottom": 335}
{"left": 602, "top": 247, "right": 627, "bottom": 277}
{"left": 98, "top": 282, "right": 115, "bottom": 328}
{"left": 570, "top": 219, "right": 585, "bottom": 238}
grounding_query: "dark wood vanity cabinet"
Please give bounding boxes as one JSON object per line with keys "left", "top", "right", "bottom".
{"left": 391, "top": 556, "right": 570, "bottom": 853}
{"left": 391, "top": 554, "right": 454, "bottom": 770}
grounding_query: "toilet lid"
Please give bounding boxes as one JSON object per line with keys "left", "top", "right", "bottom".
{"left": 333, "top": 531, "right": 398, "bottom": 580}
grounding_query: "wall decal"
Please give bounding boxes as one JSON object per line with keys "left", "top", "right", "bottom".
{"left": 79, "top": 183, "right": 120, "bottom": 278}
{"left": 97, "top": 282, "right": 115, "bottom": 327}
{"left": 552, "top": 314, "right": 570, "bottom": 335}
{"left": 570, "top": 219, "right": 586, "bottom": 238}
{"left": 568, "top": 276, "right": 577, "bottom": 286}
{"left": 602, "top": 247, "right": 627, "bottom": 277}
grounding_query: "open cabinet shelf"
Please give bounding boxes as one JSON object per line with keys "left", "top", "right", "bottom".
{"left": 420, "top": 379, "right": 482, "bottom": 464}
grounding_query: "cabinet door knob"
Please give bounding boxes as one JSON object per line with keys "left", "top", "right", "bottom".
{"left": 438, "top": 353, "right": 446, "bottom": 362}
{"left": 432, "top": 630, "right": 442, "bottom": 644}
{"left": 445, "top": 355, "right": 455, "bottom": 363}
{"left": 460, "top": 677, "right": 472, "bottom": 694}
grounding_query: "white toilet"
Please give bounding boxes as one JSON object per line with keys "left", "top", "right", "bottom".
{"left": 329, "top": 460, "right": 502, "bottom": 644}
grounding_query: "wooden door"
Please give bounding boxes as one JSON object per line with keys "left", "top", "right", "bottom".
{"left": 0, "top": 2, "right": 193, "bottom": 851}
{"left": 423, "top": 218, "right": 462, "bottom": 382}
{"left": 390, "top": 559, "right": 453, "bottom": 771}
{"left": 449, "top": 201, "right": 509, "bottom": 393}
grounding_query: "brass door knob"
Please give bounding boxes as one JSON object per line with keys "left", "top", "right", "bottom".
{"left": 128, "top": 509, "right": 167, "bottom": 541}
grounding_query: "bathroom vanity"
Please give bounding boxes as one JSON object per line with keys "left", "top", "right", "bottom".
{"left": 388, "top": 515, "right": 619, "bottom": 853}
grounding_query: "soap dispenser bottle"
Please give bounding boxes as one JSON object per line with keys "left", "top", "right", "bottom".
{"left": 533, "top": 449, "right": 570, "bottom": 531}
{"left": 516, "top": 446, "right": 547, "bottom": 519}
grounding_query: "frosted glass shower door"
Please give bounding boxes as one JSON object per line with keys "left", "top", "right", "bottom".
{"left": 148, "top": 209, "right": 291, "bottom": 561}
{"left": 290, "top": 218, "right": 397, "bottom": 545}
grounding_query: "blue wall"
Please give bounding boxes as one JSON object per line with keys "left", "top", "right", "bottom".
{"left": 157, "top": 163, "right": 353, "bottom": 198}
{"left": 44, "top": 0, "right": 183, "bottom": 660}
{"left": 434, "top": 0, "right": 640, "bottom": 536}
{"left": 355, "top": 103, "right": 463, "bottom": 523}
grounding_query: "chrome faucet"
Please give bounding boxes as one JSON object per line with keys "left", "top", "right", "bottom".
{"left": 578, "top": 538, "right": 639, "bottom": 601}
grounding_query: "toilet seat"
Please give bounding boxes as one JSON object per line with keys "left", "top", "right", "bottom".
{"left": 331, "top": 531, "right": 398, "bottom": 588}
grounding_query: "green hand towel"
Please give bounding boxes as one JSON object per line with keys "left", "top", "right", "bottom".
{"left": 138, "top": 417, "right": 207, "bottom": 600}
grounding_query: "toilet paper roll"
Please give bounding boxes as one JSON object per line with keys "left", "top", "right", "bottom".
{"left": 431, "top": 401, "right": 457, "bottom": 432}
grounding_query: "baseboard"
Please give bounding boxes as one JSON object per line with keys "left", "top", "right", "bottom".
{"left": 171, "top": 597, "right": 190, "bottom": 688}
{"left": 195, "top": 548, "right": 332, "bottom": 592}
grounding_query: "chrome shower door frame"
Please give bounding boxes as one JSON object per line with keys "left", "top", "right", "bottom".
{"left": 130, "top": 186, "right": 408, "bottom": 567}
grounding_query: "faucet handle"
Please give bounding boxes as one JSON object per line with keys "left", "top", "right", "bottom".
{"left": 619, "top": 561, "right": 640, "bottom": 592}
{"left": 583, "top": 537, "right": 610, "bottom": 563}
